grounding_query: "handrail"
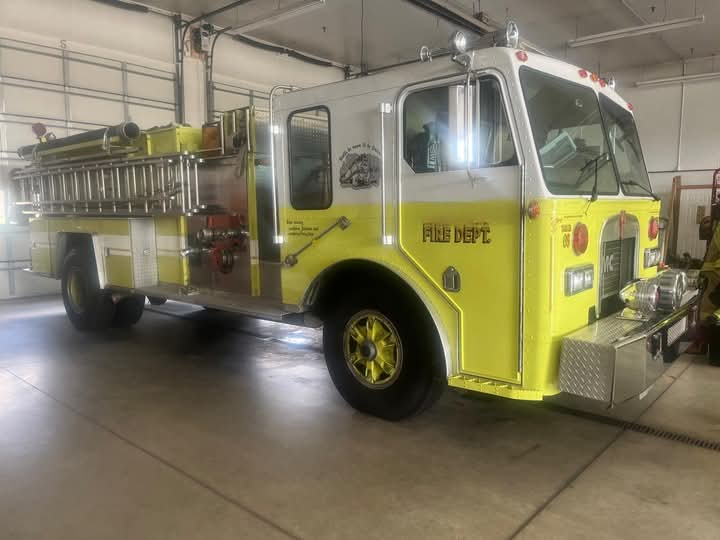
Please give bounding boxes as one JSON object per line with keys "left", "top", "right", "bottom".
{"left": 268, "top": 84, "right": 299, "bottom": 244}
{"left": 283, "top": 216, "right": 351, "bottom": 266}
{"left": 379, "top": 102, "right": 393, "bottom": 245}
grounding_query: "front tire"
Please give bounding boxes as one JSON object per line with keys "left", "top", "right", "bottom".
{"left": 114, "top": 295, "right": 145, "bottom": 327}
{"left": 323, "top": 288, "right": 443, "bottom": 420}
{"left": 61, "top": 247, "right": 115, "bottom": 331}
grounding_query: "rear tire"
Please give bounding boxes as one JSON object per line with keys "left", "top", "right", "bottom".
{"left": 113, "top": 295, "right": 145, "bottom": 327}
{"left": 148, "top": 296, "right": 166, "bottom": 306}
{"left": 323, "top": 288, "right": 443, "bottom": 420}
{"left": 61, "top": 247, "right": 115, "bottom": 331}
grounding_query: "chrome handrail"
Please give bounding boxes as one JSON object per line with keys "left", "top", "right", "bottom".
{"left": 268, "top": 84, "right": 298, "bottom": 244}
{"left": 379, "top": 102, "right": 393, "bottom": 245}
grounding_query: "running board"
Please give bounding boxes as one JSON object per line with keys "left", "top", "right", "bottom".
{"left": 448, "top": 375, "right": 543, "bottom": 400}
{"left": 136, "top": 284, "right": 321, "bottom": 327}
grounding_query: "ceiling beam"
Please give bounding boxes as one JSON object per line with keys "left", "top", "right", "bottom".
{"left": 404, "top": 0, "right": 494, "bottom": 35}
{"left": 182, "top": 0, "right": 255, "bottom": 27}
{"left": 215, "top": 0, "right": 325, "bottom": 35}
{"left": 568, "top": 15, "right": 705, "bottom": 48}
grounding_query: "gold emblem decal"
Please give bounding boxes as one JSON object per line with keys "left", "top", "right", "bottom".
{"left": 422, "top": 223, "right": 491, "bottom": 244}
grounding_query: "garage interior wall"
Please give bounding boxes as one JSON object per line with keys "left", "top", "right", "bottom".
{"left": 615, "top": 58, "right": 720, "bottom": 208}
{"left": 0, "top": 0, "right": 342, "bottom": 299}
{"left": 211, "top": 36, "right": 343, "bottom": 120}
{"left": 613, "top": 58, "right": 720, "bottom": 258}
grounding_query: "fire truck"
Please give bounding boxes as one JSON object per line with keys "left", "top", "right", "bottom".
{"left": 11, "top": 25, "right": 699, "bottom": 419}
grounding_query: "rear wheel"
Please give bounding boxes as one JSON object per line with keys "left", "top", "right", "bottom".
{"left": 113, "top": 295, "right": 145, "bottom": 327}
{"left": 61, "top": 247, "right": 115, "bottom": 331}
{"left": 147, "top": 296, "right": 167, "bottom": 306}
{"left": 323, "top": 288, "right": 443, "bottom": 420}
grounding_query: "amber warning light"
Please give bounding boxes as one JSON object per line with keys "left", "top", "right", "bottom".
{"left": 527, "top": 201, "right": 541, "bottom": 219}
{"left": 573, "top": 223, "right": 589, "bottom": 255}
{"left": 649, "top": 217, "right": 659, "bottom": 240}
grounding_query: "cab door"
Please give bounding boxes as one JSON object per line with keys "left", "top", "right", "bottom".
{"left": 398, "top": 73, "right": 522, "bottom": 383}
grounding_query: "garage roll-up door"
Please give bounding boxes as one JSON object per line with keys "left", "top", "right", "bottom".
{"left": 0, "top": 35, "right": 177, "bottom": 297}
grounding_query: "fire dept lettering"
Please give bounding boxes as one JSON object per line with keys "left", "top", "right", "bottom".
{"left": 422, "top": 223, "right": 491, "bottom": 244}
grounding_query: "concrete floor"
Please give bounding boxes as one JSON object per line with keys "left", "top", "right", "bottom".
{"left": 0, "top": 297, "right": 718, "bottom": 540}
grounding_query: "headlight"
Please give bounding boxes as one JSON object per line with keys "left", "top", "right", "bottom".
{"left": 565, "top": 265, "right": 594, "bottom": 296}
{"left": 450, "top": 31, "right": 468, "bottom": 54}
{"left": 644, "top": 247, "right": 661, "bottom": 268}
{"left": 656, "top": 269, "right": 687, "bottom": 311}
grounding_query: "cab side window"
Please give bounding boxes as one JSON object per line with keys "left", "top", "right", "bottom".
{"left": 288, "top": 107, "right": 332, "bottom": 210}
{"left": 403, "top": 77, "right": 516, "bottom": 173}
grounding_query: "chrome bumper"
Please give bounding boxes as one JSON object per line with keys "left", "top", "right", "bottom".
{"left": 558, "top": 292, "right": 699, "bottom": 404}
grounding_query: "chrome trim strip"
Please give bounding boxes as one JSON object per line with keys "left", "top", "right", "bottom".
{"left": 379, "top": 102, "right": 392, "bottom": 244}
{"left": 268, "top": 84, "right": 296, "bottom": 243}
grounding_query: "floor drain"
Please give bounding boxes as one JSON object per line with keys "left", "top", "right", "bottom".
{"left": 621, "top": 421, "right": 720, "bottom": 452}
{"left": 543, "top": 403, "right": 720, "bottom": 453}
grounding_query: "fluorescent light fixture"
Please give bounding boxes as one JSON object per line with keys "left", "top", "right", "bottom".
{"left": 568, "top": 15, "right": 705, "bottom": 48}
{"left": 635, "top": 71, "right": 720, "bottom": 87}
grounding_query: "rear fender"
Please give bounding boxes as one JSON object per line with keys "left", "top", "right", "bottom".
{"left": 55, "top": 232, "right": 106, "bottom": 288}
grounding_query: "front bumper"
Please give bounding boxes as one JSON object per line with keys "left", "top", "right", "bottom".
{"left": 558, "top": 291, "right": 699, "bottom": 404}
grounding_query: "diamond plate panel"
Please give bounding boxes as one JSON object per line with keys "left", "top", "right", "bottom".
{"left": 559, "top": 315, "right": 644, "bottom": 402}
{"left": 559, "top": 339, "right": 614, "bottom": 401}
{"left": 564, "top": 315, "right": 644, "bottom": 344}
{"left": 130, "top": 218, "right": 158, "bottom": 288}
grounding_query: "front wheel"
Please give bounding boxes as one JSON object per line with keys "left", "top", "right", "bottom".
{"left": 61, "top": 247, "right": 115, "bottom": 331}
{"left": 114, "top": 295, "right": 145, "bottom": 327}
{"left": 323, "top": 289, "right": 443, "bottom": 420}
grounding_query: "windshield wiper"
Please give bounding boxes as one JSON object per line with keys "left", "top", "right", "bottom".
{"left": 578, "top": 153, "right": 609, "bottom": 202}
{"left": 620, "top": 179, "right": 660, "bottom": 201}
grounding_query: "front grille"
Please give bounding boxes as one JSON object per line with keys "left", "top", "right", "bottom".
{"left": 599, "top": 237, "right": 635, "bottom": 315}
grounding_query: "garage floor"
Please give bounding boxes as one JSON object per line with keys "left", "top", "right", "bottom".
{"left": 0, "top": 297, "right": 719, "bottom": 540}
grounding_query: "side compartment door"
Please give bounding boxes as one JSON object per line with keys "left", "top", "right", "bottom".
{"left": 399, "top": 74, "right": 522, "bottom": 383}
{"left": 278, "top": 105, "right": 335, "bottom": 304}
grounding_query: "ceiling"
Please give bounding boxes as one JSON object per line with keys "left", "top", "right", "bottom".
{"left": 137, "top": 0, "right": 720, "bottom": 74}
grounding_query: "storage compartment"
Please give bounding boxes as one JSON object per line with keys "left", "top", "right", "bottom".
{"left": 138, "top": 125, "right": 202, "bottom": 156}
{"left": 559, "top": 293, "right": 698, "bottom": 404}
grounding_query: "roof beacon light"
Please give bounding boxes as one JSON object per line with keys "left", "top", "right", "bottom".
{"left": 450, "top": 31, "right": 468, "bottom": 54}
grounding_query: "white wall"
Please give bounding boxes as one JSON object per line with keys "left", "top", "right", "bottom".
{"left": 612, "top": 58, "right": 720, "bottom": 214}
{"left": 211, "top": 36, "right": 343, "bottom": 117}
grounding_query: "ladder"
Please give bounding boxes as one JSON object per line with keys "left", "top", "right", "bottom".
{"left": 12, "top": 152, "right": 202, "bottom": 217}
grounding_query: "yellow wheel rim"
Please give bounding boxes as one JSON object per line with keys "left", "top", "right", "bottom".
{"left": 67, "top": 269, "right": 86, "bottom": 314}
{"left": 343, "top": 310, "right": 403, "bottom": 389}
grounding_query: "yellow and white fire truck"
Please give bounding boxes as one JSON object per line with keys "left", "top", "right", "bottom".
{"left": 12, "top": 25, "right": 698, "bottom": 419}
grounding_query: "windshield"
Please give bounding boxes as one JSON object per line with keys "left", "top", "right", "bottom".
{"left": 599, "top": 94, "right": 653, "bottom": 196}
{"left": 520, "top": 67, "right": 619, "bottom": 196}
